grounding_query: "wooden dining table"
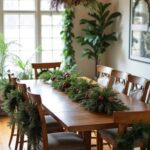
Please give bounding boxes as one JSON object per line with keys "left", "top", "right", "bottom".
{"left": 21, "top": 79, "right": 150, "bottom": 150}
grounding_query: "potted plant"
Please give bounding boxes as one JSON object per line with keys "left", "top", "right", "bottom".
{"left": 77, "top": 1, "right": 121, "bottom": 77}
{"left": 0, "top": 33, "right": 14, "bottom": 115}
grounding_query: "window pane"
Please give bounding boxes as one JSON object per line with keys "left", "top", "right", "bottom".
{"left": 20, "top": 26, "right": 35, "bottom": 38}
{"left": 42, "top": 38, "right": 52, "bottom": 50}
{"left": 4, "top": 0, "right": 35, "bottom": 11}
{"left": 53, "top": 38, "right": 63, "bottom": 50}
{"left": 52, "top": 15, "right": 63, "bottom": 26}
{"left": 41, "top": 0, "right": 64, "bottom": 11}
{"left": 42, "top": 15, "right": 52, "bottom": 25}
{"left": 20, "top": 15, "right": 35, "bottom": 26}
{"left": 52, "top": 26, "right": 61, "bottom": 37}
{"left": 4, "top": 26, "right": 19, "bottom": 39}
{"left": 4, "top": 14, "right": 19, "bottom": 26}
{"left": 42, "top": 26, "right": 52, "bottom": 38}
{"left": 4, "top": 0, "right": 19, "bottom": 11}
{"left": 41, "top": 0, "right": 50, "bottom": 11}
{"left": 53, "top": 50, "right": 62, "bottom": 61}
{"left": 42, "top": 51, "right": 53, "bottom": 62}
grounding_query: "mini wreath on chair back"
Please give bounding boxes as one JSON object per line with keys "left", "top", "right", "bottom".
{"left": 116, "top": 123, "right": 150, "bottom": 150}
{"left": 2, "top": 90, "right": 23, "bottom": 115}
{"left": 14, "top": 101, "right": 42, "bottom": 149}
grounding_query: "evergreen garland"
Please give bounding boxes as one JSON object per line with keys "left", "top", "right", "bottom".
{"left": 14, "top": 101, "right": 41, "bottom": 150}
{"left": 2, "top": 90, "right": 23, "bottom": 115}
{"left": 81, "top": 87, "right": 128, "bottom": 115}
{"left": 48, "top": 70, "right": 129, "bottom": 115}
{"left": 116, "top": 123, "right": 150, "bottom": 150}
{"left": 60, "top": 8, "right": 76, "bottom": 71}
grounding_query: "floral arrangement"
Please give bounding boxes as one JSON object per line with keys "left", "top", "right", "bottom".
{"left": 50, "top": 0, "right": 95, "bottom": 8}
{"left": 116, "top": 123, "right": 150, "bottom": 150}
{"left": 42, "top": 70, "right": 129, "bottom": 115}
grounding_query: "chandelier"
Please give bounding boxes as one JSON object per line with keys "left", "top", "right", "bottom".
{"left": 50, "top": 0, "right": 95, "bottom": 8}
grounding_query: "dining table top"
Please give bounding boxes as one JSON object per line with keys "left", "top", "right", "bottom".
{"left": 20, "top": 79, "right": 150, "bottom": 132}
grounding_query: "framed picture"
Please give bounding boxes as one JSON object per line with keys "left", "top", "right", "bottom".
{"left": 129, "top": 0, "right": 150, "bottom": 63}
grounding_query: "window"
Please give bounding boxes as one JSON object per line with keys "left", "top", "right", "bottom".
{"left": 1, "top": 0, "right": 63, "bottom": 63}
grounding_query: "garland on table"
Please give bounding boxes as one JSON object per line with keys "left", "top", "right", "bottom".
{"left": 116, "top": 123, "right": 150, "bottom": 150}
{"left": 41, "top": 70, "right": 129, "bottom": 115}
{"left": 80, "top": 87, "right": 128, "bottom": 115}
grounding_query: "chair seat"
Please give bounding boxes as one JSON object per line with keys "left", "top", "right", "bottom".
{"left": 45, "top": 115, "right": 63, "bottom": 133}
{"left": 99, "top": 128, "right": 117, "bottom": 146}
{"left": 39, "top": 132, "right": 85, "bottom": 150}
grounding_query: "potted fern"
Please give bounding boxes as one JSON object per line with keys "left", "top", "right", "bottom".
{"left": 77, "top": 1, "right": 121, "bottom": 77}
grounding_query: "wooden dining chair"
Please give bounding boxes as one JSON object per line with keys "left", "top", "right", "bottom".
{"left": 16, "top": 81, "right": 64, "bottom": 150}
{"left": 144, "top": 80, "right": 150, "bottom": 104}
{"left": 27, "top": 89, "right": 86, "bottom": 150}
{"left": 97, "top": 111, "right": 150, "bottom": 150}
{"left": 32, "top": 62, "right": 61, "bottom": 79}
{"left": 7, "top": 74, "right": 19, "bottom": 149}
{"left": 124, "top": 74, "right": 148, "bottom": 102}
{"left": 109, "top": 70, "right": 128, "bottom": 93}
{"left": 97, "top": 65, "right": 113, "bottom": 88}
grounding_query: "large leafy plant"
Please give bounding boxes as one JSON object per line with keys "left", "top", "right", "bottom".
{"left": 0, "top": 33, "right": 14, "bottom": 79}
{"left": 77, "top": 1, "right": 121, "bottom": 76}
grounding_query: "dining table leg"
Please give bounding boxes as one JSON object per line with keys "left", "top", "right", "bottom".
{"left": 83, "top": 131, "right": 91, "bottom": 150}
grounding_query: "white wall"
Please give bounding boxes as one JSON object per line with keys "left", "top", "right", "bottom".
{"left": 105, "top": 0, "right": 150, "bottom": 79}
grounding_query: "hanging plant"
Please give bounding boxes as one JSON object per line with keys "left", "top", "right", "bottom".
{"left": 60, "top": 8, "right": 76, "bottom": 71}
{"left": 133, "top": 0, "right": 150, "bottom": 29}
{"left": 50, "top": 0, "right": 95, "bottom": 9}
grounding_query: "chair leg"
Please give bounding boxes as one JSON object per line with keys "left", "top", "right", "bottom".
{"left": 9, "top": 124, "right": 15, "bottom": 147}
{"left": 15, "top": 128, "right": 20, "bottom": 150}
{"left": 19, "top": 134, "right": 24, "bottom": 150}
{"left": 97, "top": 131, "right": 103, "bottom": 150}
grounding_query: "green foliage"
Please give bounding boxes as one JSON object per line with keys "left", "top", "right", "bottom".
{"left": 60, "top": 8, "right": 76, "bottom": 71}
{"left": 50, "top": 70, "right": 128, "bottom": 115}
{"left": 0, "top": 33, "right": 15, "bottom": 79}
{"left": 13, "top": 55, "right": 32, "bottom": 79}
{"left": 14, "top": 101, "right": 41, "bottom": 150}
{"left": 81, "top": 87, "right": 128, "bottom": 115}
{"left": 116, "top": 123, "right": 150, "bottom": 150}
{"left": 77, "top": 1, "right": 121, "bottom": 75}
{"left": 2, "top": 90, "right": 22, "bottom": 115}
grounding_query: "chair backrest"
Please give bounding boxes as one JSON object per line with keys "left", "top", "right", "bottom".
{"left": 143, "top": 81, "right": 150, "bottom": 104}
{"left": 32, "top": 62, "right": 61, "bottom": 79}
{"left": 109, "top": 70, "right": 128, "bottom": 93}
{"left": 124, "top": 74, "right": 148, "bottom": 102}
{"left": 27, "top": 89, "right": 49, "bottom": 150}
{"left": 97, "top": 65, "right": 113, "bottom": 88}
{"left": 113, "top": 111, "right": 150, "bottom": 134}
{"left": 16, "top": 80, "right": 29, "bottom": 102}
